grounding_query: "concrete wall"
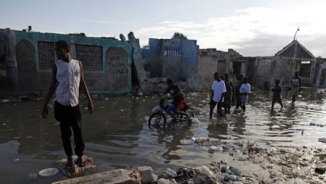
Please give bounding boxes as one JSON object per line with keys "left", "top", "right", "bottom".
{"left": 198, "top": 49, "right": 219, "bottom": 90}
{"left": 141, "top": 38, "right": 198, "bottom": 80}
{"left": 198, "top": 48, "right": 245, "bottom": 91}
{"left": 254, "top": 56, "right": 317, "bottom": 89}
{"left": 0, "top": 29, "right": 133, "bottom": 95}
{"left": 141, "top": 38, "right": 202, "bottom": 91}
{"left": 315, "top": 59, "right": 326, "bottom": 87}
{"left": 0, "top": 29, "right": 18, "bottom": 88}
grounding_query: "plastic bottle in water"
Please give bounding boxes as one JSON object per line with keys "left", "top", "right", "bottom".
{"left": 209, "top": 146, "right": 218, "bottom": 153}
{"left": 152, "top": 173, "right": 158, "bottom": 181}
{"left": 166, "top": 168, "right": 177, "bottom": 177}
{"left": 195, "top": 137, "right": 208, "bottom": 143}
{"left": 230, "top": 166, "right": 242, "bottom": 176}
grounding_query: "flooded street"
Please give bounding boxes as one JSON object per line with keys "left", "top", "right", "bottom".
{"left": 0, "top": 88, "right": 326, "bottom": 184}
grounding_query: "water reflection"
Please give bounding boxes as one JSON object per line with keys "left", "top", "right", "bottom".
{"left": 0, "top": 89, "right": 326, "bottom": 183}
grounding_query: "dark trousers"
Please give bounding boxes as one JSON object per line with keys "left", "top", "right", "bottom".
{"left": 209, "top": 100, "right": 222, "bottom": 117}
{"left": 224, "top": 94, "right": 231, "bottom": 112}
{"left": 54, "top": 101, "right": 84, "bottom": 157}
{"left": 235, "top": 95, "right": 241, "bottom": 109}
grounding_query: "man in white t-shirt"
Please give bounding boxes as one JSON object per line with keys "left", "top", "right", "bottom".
{"left": 209, "top": 72, "right": 227, "bottom": 118}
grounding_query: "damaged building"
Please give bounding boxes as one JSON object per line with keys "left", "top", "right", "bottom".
{"left": 0, "top": 27, "right": 325, "bottom": 96}
{"left": 254, "top": 40, "right": 316, "bottom": 89}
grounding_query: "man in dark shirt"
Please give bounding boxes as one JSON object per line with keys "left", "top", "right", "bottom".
{"left": 271, "top": 79, "right": 283, "bottom": 111}
{"left": 235, "top": 74, "right": 243, "bottom": 110}
{"left": 223, "top": 73, "right": 235, "bottom": 113}
{"left": 162, "top": 78, "right": 186, "bottom": 115}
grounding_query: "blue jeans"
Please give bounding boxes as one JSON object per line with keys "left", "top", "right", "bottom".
{"left": 165, "top": 103, "right": 176, "bottom": 114}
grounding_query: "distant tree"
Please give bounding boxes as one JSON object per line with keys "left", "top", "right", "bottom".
{"left": 171, "top": 32, "right": 188, "bottom": 39}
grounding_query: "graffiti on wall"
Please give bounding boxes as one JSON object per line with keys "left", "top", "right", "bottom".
{"left": 75, "top": 45, "right": 102, "bottom": 71}
{"left": 163, "top": 47, "right": 181, "bottom": 57}
{"left": 106, "top": 48, "right": 128, "bottom": 76}
{"left": 38, "top": 42, "right": 55, "bottom": 70}
{"left": 106, "top": 47, "right": 128, "bottom": 90}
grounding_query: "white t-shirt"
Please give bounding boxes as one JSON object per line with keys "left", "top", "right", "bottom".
{"left": 55, "top": 59, "right": 81, "bottom": 106}
{"left": 239, "top": 83, "right": 251, "bottom": 94}
{"left": 291, "top": 78, "right": 300, "bottom": 87}
{"left": 211, "top": 80, "right": 226, "bottom": 102}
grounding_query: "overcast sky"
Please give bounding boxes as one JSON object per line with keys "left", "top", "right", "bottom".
{"left": 1, "top": 0, "right": 325, "bottom": 57}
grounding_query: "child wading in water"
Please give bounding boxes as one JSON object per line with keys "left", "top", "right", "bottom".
{"left": 239, "top": 77, "right": 250, "bottom": 112}
{"left": 271, "top": 79, "right": 283, "bottom": 112}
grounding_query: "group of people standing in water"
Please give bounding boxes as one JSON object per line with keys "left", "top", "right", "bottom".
{"left": 209, "top": 72, "right": 251, "bottom": 118}
{"left": 209, "top": 71, "right": 301, "bottom": 117}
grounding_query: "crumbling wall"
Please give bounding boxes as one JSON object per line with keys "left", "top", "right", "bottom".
{"left": 5, "top": 29, "right": 132, "bottom": 94}
{"left": 141, "top": 38, "right": 201, "bottom": 92}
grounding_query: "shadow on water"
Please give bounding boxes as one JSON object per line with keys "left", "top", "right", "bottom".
{"left": 0, "top": 88, "right": 326, "bottom": 183}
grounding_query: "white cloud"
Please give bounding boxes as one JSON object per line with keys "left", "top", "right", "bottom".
{"left": 135, "top": 4, "right": 326, "bottom": 57}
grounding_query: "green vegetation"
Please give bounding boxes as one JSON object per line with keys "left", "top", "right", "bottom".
{"left": 171, "top": 32, "right": 188, "bottom": 39}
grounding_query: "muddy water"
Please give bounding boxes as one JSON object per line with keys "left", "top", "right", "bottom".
{"left": 0, "top": 88, "right": 325, "bottom": 183}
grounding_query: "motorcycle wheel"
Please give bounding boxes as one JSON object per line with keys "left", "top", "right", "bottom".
{"left": 148, "top": 111, "right": 166, "bottom": 130}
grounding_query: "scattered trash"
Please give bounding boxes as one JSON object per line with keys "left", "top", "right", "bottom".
{"left": 228, "top": 174, "right": 238, "bottom": 181}
{"left": 208, "top": 138, "right": 219, "bottom": 144}
{"left": 194, "top": 137, "right": 208, "bottom": 143}
{"left": 27, "top": 173, "right": 38, "bottom": 180}
{"left": 318, "top": 138, "right": 326, "bottom": 143}
{"left": 230, "top": 166, "right": 242, "bottom": 176}
{"left": 151, "top": 106, "right": 160, "bottom": 112}
{"left": 39, "top": 168, "right": 59, "bottom": 177}
{"left": 153, "top": 173, "right": 158, "bottom": 181}
{"left": 2, "top": 99, "right": 10, "bottom": 103}
{"left": 208, "top": 146, "right": 218, "bottom": 153}
{"left": 166, "top": 168, "right": 177, "bottom": 177}
{"left": 190, "top": 118, "right": 201, "bottom": 124}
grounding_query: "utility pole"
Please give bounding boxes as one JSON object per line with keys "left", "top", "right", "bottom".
{"left": 293, "top": 27, "right": 300, "bottom": 41}
{"left": 290, "top": 27, "right": 300, "bottom": 85}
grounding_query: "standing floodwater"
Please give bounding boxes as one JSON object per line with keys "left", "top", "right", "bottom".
{"left": 0, "top": 88, "right": 326, "bottom": 183}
